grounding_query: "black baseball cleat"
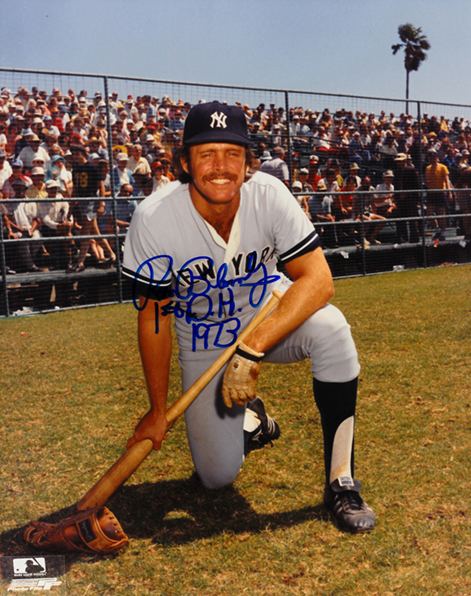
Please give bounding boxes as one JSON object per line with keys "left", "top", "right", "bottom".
{"left": 244, "top": 397, "right": 281, "bottom": 455}
{"left": 324, "top": 478, "right": 376, "bottom": 533}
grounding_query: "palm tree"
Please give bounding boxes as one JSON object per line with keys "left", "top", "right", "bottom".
{"left": 392, "top": 23, "right": 431, "bottom": 113}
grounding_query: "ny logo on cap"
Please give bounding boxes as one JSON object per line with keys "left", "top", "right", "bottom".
{"left": 209, "top": 111, "right": 227, "bottom": 129}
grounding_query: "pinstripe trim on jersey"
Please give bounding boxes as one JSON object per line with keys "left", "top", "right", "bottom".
{"left": 122, "top": 266, "right": 173, "bottom": 300}
{"left": 279, "top": 230, "right": 320, "bottom": 264}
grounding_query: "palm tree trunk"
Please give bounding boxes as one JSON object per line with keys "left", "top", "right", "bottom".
{"left": 405, "top": 70, "right": 410, "bottom": 115}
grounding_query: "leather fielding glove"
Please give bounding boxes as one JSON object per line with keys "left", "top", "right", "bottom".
{"left": 222, "top": 342, "right": 264, "bottom": 408}
{"left": 23, "top": 506, "right": 128, "bottom": 554}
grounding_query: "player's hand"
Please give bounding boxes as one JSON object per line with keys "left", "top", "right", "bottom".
{"left": 127, "top": 408, "right": 169, "bottom": 451}
{"left": 222, "top": 342, "right": 264, "bottom": 408}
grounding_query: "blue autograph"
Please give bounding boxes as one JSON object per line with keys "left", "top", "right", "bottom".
{"left": 131, "top": 254, "right": 280, "bottom": 351}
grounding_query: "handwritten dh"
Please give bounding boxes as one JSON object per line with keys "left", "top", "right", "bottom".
{"left": 132, "top": 254, "right": 280, "bottom": 351}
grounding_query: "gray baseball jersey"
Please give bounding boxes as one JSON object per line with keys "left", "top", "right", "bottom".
{"left": 123, "top": 171, "right": 359, "bottom": 488}
{"left": 123, "top": 171, "right": 319, "bottom": 356}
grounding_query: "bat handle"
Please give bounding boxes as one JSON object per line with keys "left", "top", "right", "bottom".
{"left": 77, "top": 290, "right": 282, "bottom": 511}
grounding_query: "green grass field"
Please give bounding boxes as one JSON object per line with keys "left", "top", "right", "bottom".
{"left": 1, "top": 266, "right": 470, "bottom": 595}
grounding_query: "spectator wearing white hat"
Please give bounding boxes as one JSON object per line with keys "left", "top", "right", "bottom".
{"left": 297, "top": 167, "right": 313, "bottom": 190}
{"left": 260, "top": 145, "right": 290, "bottom": 186}
{"left": 18, "top": 132, "right": 50, "bottom": 169}
{"left": 112, "top": 152, "right": 136, "bottom": 192}
{"left": 457, "top": 149, "right": 470, "bottom": 170}
{"left": 3, "top": 178, "right": 41, "bottom": 272}
{"left": 348, "top": 162, "right": 362, "bottom": 188}
{"left": 26, "top": 166, "right": 47, "bottom": 199}
{"left": 372, "top": 170, "right": 397, "bottom": 219}
{"left": 393, "top": 153, "right": 420, "bottom": 243}
{"left": 307, "top": 155, "right": 322, "bottom": 190}
{"left": 40, "top": 179, "right": 74, "bottom": 270}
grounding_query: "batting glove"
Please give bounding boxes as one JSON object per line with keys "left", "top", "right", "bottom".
{"left": 222, "top": 342, "right": 264, "bottom": 408}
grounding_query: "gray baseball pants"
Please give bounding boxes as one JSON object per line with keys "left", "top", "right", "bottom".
{"left": 179, "top": 301, "right": 360, "bottom": 489}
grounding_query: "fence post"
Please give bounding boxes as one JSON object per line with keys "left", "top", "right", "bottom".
{"left": 359, "top": 193, "right": 367, "bottom": 275}
{"left": 0, "top": 215, "right": 10, "bottom": 317}
{"left": 284, "top": 91, "right": 293, "bottom": 189}
{"left": 103, "top": 76, "right": 124, "bottom": 303}
{"left": 417, "top": 101, "right": 428, "bottom": 268}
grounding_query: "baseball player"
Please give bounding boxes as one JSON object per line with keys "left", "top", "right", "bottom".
{"left": 123, "top": 101, "right": 376, "bottom": 533}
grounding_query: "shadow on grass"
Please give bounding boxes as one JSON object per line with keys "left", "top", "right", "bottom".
{"left": 0, "top": 476, "right": 328, "bottom": 572}
{"left": 110, "top": 475, "right": 328, "bottom": 545}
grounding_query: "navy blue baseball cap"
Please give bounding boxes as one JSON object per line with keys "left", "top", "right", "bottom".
{"left": 183, "top": 101, "right": 249, "bottom": 147}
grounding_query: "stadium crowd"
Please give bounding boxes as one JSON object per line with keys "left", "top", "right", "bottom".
{"left": 1, "top": 84, "right": 471, "bottom": 274}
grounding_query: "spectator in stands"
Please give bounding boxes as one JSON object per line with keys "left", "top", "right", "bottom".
{"left": 115, "top": 183, "right": 137, "bottom": 226}
{"left": 457, "top": 149, "right": 470, "bottom": 170}
{"left": 348, "top": 162, "right": 362, "bottom": 187}
{"left": 291, "top": 180, "right": 308, "bottom": 212}
{"left": 4, "top": 84, "right": 471, "bottom": 283}
{"left": 352, "top": 176, "right": 386, "bottom": 245}
{"left": 128, "top": 144, "right": 151, "bottom": 194}
{"left": 96, "top": 182, "right": 135, "bottom": 255}
{"left": 269, "top": 123, "right": 283, "bottom": 147}
{"left": 307, "top": 155, "right": 321, "bottom": 190}
{"left": 349, "top": 131, "right": 371, "bottom": 163}
{"left": 393, "top": 153, "right": 420, "bottom": 243}
{"left": 456, "top": 167, "right": 471, "bottom": 245}
{"left": 338, "top": 175, "right": 361, "bottom": 244}
{"left": 0, "top": 201, "right": 21, "bottom": 274}
{"left": 0, "top": 119, "right": 7, "bottom": 152}
{"left": 151, "top": 161, "right": 170, "bottom": 192}
{"left": 377, "top": 133, "right": 398, "bottom": 169}
{"left": 320, "top": 167, "right": 341, "bottom": 195}
{"left": 159, "top": 156, "right": 175, "bottom": 182}
{"left": 40, "top": 179, "right": 74, "bottom": 270}
{"left": 112, "top": 152, "right": 136, "bottom": 192}
{"left": 297, "top": 167, "right": 313, "bottom": 192}
{"left": 425, "top": 149, "right": 453, "bottom": 240}
{"left": 372, "top": 170, "right": 397, "bottom": 220}
{"left": 70, "top": 143, "right": 103, "bottom": 271}
{"left": 49, "top": 154, "right": 73, "bottom": 197}
{"left": 87, "top": 136, "right": 108, "bottom": 161}
{"left": 260, "top": 146, "right": 289, "bottom": 185}
{"left": 340, "top": 175, "right": 357, "bottom": 219}
{"left": 0, "top": 149, "right": 13, "bottom": 192}
{"left": 1, "top": 178, "right": 39, "bottom": 273}
{"left": 325, "top": 158, "right": 344, "bottom": 187}
{"left": 18, "top": 131, "right": 49, "bottom": 170}
{"left": 2, "top": 158, "right": 31, "bottom": 198}
{"left": 259, "top": 150, "right": 272, "bottom": 164}
{"left": 10, "top": 178, "right": 42, "bottom": 271}
{"left": 26, "top": 166, "right": 47, "bottom": 200}
{"left": 307, "top": 181, "right": 336, "bottom": 247}
{"left": 312, "top": 125, "right": 331, "bottom": 152}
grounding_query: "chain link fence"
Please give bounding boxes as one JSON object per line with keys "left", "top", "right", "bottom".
{"left": 0, "top": 68, "right": 470, "bottom": 317}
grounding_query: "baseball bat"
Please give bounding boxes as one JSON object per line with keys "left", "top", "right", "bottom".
{"left": 77, "top": 291, "right": 281, "bottom": 510}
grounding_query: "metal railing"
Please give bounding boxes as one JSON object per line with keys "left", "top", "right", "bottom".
{"left": 0, "top": 67, "right": 470, "bottom": 316}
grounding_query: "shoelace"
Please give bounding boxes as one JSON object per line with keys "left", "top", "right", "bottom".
{"left": 338, "top": 491, "right": 364, "bottom": 512}
{"left": 265, "top": 417, "right": 278, "bottom": 437}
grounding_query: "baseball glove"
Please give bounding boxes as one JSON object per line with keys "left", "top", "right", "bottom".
{"left": 222, "top": 341, "right": 264, "bottom": 407}
{"left": 23, "top": 506, "right": 128, "bottom": 554}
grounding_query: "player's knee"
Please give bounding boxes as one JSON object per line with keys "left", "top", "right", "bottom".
{"left": 307, "top": 305, "right": 360, "bottom": 382}
{"left": 197, "top": 465, "right": 240, "bottom": 490}
{"left": 308, "top": 304, "right": 350, "bottom": 339}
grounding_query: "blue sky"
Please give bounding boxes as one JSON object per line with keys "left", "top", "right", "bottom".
{"left": 1, "top": 0, "right": 470, "bottom": 107}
